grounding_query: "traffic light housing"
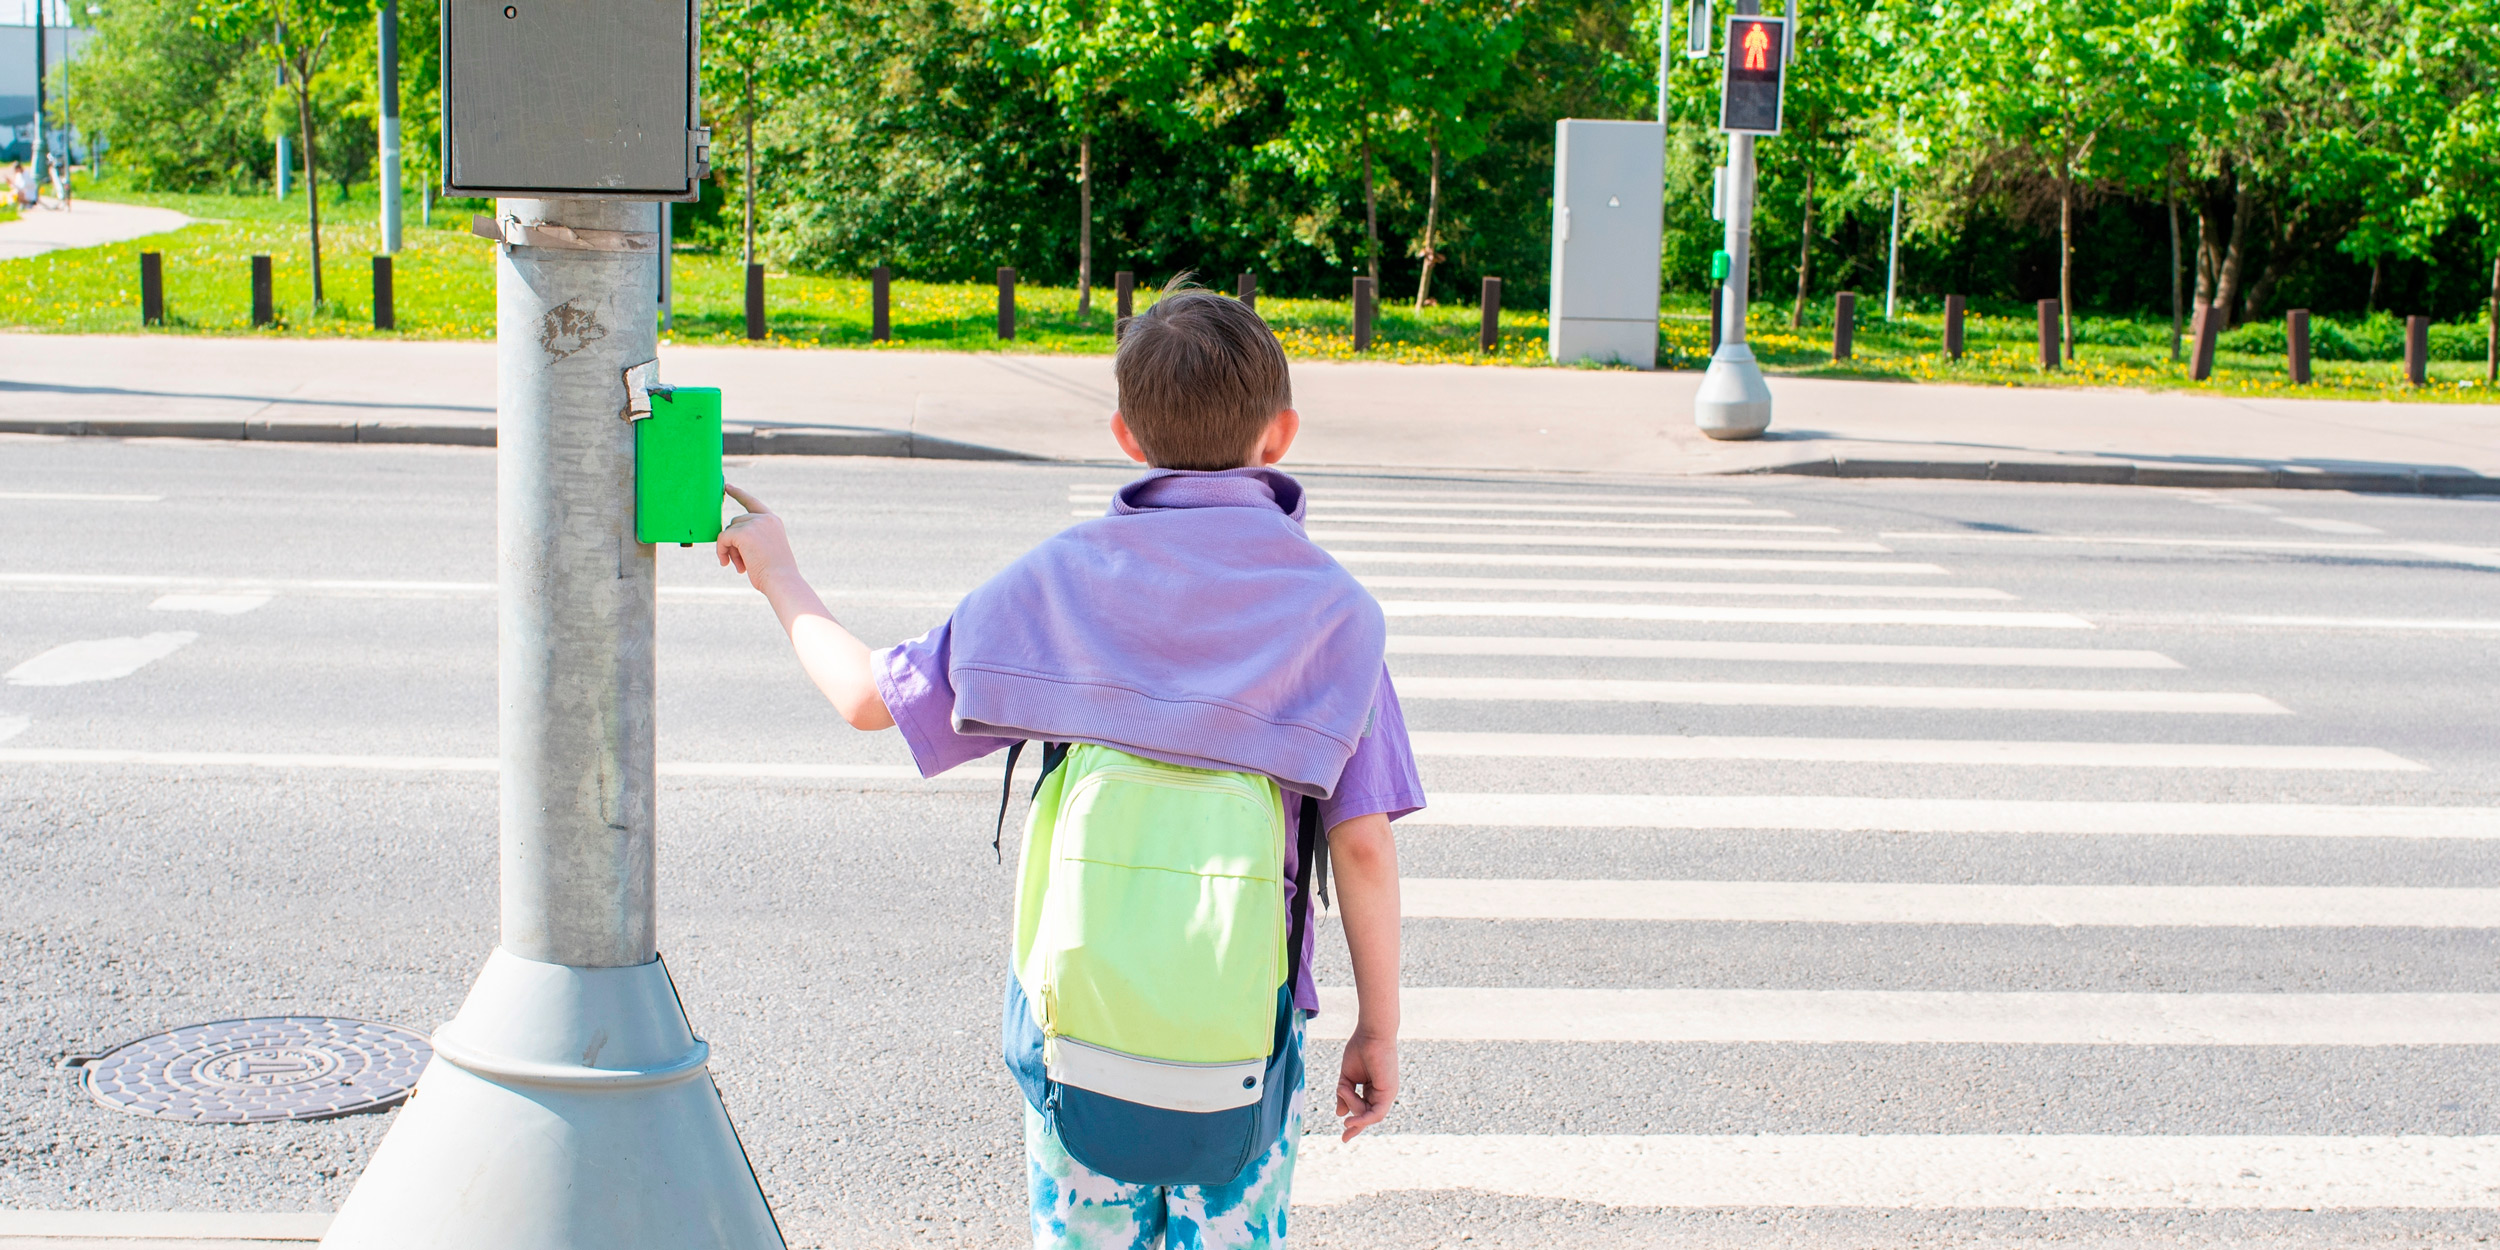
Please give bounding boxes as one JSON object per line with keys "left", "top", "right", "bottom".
{"left": 1720, "top": 15, "right": 1788, "bottom": 135}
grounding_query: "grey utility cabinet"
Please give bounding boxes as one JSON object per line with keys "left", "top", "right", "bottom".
{"left": 442, "top": 0, "right": 708, "bottom": 199}
{"left": 1547, "top": 119, "right": 1667, "bottom": 368}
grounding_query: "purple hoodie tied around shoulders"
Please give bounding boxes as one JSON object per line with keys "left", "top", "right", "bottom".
{"left": 877, "top": 466, "right": 1388, "bottom": 797}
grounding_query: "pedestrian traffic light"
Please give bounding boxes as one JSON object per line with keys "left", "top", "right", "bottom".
{"left": 1719, "top": 14, "right": 1787, "bottom": 135}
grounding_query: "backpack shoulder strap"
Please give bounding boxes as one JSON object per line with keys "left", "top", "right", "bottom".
{"left": 1284, "top": 794, "right": 1321, "bottom": 995}
{"left": 993, "top": 740, "right": 1074, "bottom": 862}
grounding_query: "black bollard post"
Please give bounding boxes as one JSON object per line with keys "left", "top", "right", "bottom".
{"left": 2405, "top": 314, "right": 2429, "bottom": 386}
{"left": 2286, "top": 308, "right": 2311, "bottom": 385}
{"left": 2189, "top": 302, "right": 2220, "bottom": 381}
{"left": 2036, "top": 299, "right": 2060, "bottom": 370}
{"left": 1479, "top": 277, "right": 1501, "bottom": 353}
{"left": 1833, "top": 291, "right": 1856, "bottom": 361}
{"left": 1709, "top": 283, "right": 1724, "bottom": 355}
{"left": 251, "top": 255, "right": 274, "bottom": 327}
{"left": 997, "top": 266, "right": 1017, "bottom": 341}
{"left": 1237, "top": 271, "right": 1257, "bottom": 312}
{"left": 372, "top": 256, "right": 394, "bottom": 331}
{"left": 140, "top": 252, "right": 164, "bottom": 326}
{"left": 871, "top": 265, "right": 891, "bottom": 342}
{"left": 744, "top": 263, "right": 765, "bottom": 340}
{"left": 1351, "top": 277, "right": 1376, "bottom": 351}
{"left": 1943, "top": 294, "right": 1965, "bottom": 361}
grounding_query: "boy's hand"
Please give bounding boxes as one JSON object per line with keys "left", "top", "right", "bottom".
{"left": 1336, "top": 1030, "right": 1399, "bottom": 1141}
{"left": 717, "top": 484, "right": 799, "bottom": 587}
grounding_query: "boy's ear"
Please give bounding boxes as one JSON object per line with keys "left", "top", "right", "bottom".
{"left": 1109, "top": 411, "right": 1150, "bottom": 464}
{"left": 1254, "top": 408, "right": 1301, "bottom": 466}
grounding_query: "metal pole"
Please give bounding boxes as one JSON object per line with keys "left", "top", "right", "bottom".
{"left": 321, "top": 198, "right": 783, "bottom": 1249}
{"left": 273, "top": 46, "right": 288, "bottom": 199}
{"left": 1693, "top": 132, "right": 1770, "bottom": 438}
{"left": 30, "top": 0, "right": 44, "bottom": 185}
{"left": 659, "top": 202, "right": 673, "bottom": 332}
{"left": 377, "top": 0, "right": 401, "bottom": 253}
{"left": 1655, "top": 0, "right": 1671, "bottom": 122}
{"left": 1884, "top": 187, "right": 1901, "bottom": 320}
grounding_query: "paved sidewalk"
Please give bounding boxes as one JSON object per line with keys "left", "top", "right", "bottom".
{"left": 0, "top": 201, "right": 190, "bottom": 261}
{"left": 0, "top": 1210, "right": 326, "bottom": 1247}
{"left": 5, "top": 333, "right": 2497, "bottom": 490}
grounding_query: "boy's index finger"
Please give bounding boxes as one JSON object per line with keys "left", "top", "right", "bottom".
{"left": 722, "top": 483, "right": 774, "bottom": 515}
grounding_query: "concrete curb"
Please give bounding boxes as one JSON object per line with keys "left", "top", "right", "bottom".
{"left": 0, "top": 418, "right": 1037, "bottom": 462}
{"left": 0, "top": 1210, "right": 329, "bottom": 1242}
{"left": 1740, "top": 455, "right": 2500, "bottom": 496}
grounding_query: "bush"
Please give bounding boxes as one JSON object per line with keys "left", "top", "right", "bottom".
{"left": 64, "top": 0, "right": 270, "bottom": 192}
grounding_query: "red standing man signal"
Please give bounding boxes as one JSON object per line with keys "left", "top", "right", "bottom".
{"left": 1719, "top": 15, "right": 1788, "bottom": 135}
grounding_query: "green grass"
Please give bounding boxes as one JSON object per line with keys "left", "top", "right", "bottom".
{"left": 7, "top": 178, "right": 2495, "bottom": 402}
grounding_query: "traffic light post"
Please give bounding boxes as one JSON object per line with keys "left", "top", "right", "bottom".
{"left": 1694, "top": 13, "right": 1787, "bottom": 441}
{"left": 320, "top": 4, "right": 769, "bottom": 1247}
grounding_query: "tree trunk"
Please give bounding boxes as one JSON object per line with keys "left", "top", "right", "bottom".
{"left": 1361, "top": 132, "right": 1379, "bottom": 285}
{"left": 2244, "top": 256, "right": 2291, "bottom": 323}
{"left": 1077, "top": 132, "right": 1092, "bottom": 317}
{"left": 2195, "top": 209, "right": 2216, "bottom": 309}
{"left": 1412, "top": 137, "right": 1440, "bottom": 312}
{"left": 2213, "top": 183, "right": 2252, "bottom": 328}
{"left": 2167, "top": 179, "right": 2182, "bottom": 363}
{"left": 2366, "top": 257, "right": 2382, "bottom": 314}
{"left": 2057, "top": 165, "right": 2075, "bottom": 360}
{"left": 1789, "top": 166, "right": 1814, "bottom": 328}
{"left": 295, "top": 69, "right": 322, "bottom": 307}
{"left": 2486, "top": 254, "right": 2497, "bottom": 385}
{"left": 741, "top": 66, "right": 756, "bottom": 266}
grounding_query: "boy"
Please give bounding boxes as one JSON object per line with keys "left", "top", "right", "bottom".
{"left": 715, "top": 287, "right": 1419, "bottom": 1249}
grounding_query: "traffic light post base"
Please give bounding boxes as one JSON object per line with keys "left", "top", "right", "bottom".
{"left": 1694, "top": 341, "right": 1773, "bottom": 440}
{"left": 320, "top": 949, "right": 783, "bottom": 1250}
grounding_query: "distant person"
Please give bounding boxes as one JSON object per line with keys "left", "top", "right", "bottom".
{"left": 716, "top": 282, "right": 1419, "bottom": 1249}
{"left": 7, "top": 162, "right": 33, "bottom": 210}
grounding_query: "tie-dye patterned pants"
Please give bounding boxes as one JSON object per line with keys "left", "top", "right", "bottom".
{"left": 1024, "top": 1037, "right": 1305, "bottom": 1250}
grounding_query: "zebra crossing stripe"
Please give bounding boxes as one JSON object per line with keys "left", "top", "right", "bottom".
{"left": 1334, "top": 551, "right": 1950, "bottom": 575}
{"left": 1405, "top": 795, "right": 2500, "bottom": 837}
{"left": 1397, "top": 677, "right": 2278, "bottom": 714}
{"left": 1308, "top": 988, "right": 2500, "bottom": 1045}
{"left": 1388, "top": 635, "right": 2175, "bottom": 668}
{"left": 1408, "top": 732, "right": 2420, "bottom": 769}
{"left": 1292, "top": 1133, "right": 2500, "bottom": 1209}
{"left": 1310, "top": 530, "right": 1891, "bottom": 553}
{"left": 1359, "top": 575, "right": 2015, "bottom": 600}
{"left": 1302, "top": 513, "right": 1842, "bottom": 534}
{"left": 1073, "top": 487, "right": 1755, "bottom": 507}
{"left": 1396, "top": 879, "right": 2500, "bottom": 926}
{"left": 1378, "top": 601, "right": 2092, "bottom": 628}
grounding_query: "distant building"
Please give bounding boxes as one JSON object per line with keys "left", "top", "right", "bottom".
{"left": 0, "top": 23, "right": 96, "bottom": 164}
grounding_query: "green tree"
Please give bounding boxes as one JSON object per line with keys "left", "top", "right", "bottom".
{"left": 63, "top": 0, "right": 268, "bottom": 190}
{"left": 198, "top": 0, "right": 374, "bottom": 306}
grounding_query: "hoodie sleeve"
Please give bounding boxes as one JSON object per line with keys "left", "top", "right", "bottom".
{"left": 873, "top": 618, "right": 1019, "bottom": 777}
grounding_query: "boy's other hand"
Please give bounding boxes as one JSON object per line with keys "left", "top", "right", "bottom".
{"left": 717, "top": 484, "right": 799, "bottom": 587}
{"left": 1335, "top": 1031, "right": 1398, "bottom": 1141}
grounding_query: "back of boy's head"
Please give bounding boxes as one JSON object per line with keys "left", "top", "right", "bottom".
{"left": 1115, "top": 281, "right": 1293, "bottom": 471}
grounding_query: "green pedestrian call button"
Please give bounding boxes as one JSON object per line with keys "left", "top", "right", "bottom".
{"left": 1711, "top": 250, "right": 1732, "bottom": 281}
{"left": 635, "top": 386, "right": 725, "bottom": 547}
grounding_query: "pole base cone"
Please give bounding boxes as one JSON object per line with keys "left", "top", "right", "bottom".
{"left": 1694, "top": 343, "right": 1774, "bottom": 440}
{"left": 322, "top": 949, "right": 783, "bottom": 1250}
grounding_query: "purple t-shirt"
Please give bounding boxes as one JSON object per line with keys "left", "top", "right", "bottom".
{"left": 876, "top": 624, "right": 1423, "bottom": 1012}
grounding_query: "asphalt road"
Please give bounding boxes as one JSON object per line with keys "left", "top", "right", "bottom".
{"left": 4, "top": 435, "right": 2499, "bottom": 1248}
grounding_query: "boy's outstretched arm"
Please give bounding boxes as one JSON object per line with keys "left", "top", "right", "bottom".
{"left": 1328, "top": 812, "right": 1400, "bottom": 1141}
{"left": 716, "top": 484, "right": 894, "bottom": 731}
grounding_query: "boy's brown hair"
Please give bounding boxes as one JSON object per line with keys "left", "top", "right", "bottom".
{"left": 1114, "top": 282, "right": 1293, "bottom": 470}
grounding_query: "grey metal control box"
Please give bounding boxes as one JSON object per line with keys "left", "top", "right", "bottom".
{"left": 442, "top": 0, "right": 709, "bottom": 200}
{"left": 1547, "top": 118, "right": 1667, "bottom": 369}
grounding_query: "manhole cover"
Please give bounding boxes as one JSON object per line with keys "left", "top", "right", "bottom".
{"left": 81, "top": 1016, "right": 432, "bottom": 1123}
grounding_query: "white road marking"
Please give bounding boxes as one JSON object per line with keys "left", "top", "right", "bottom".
{"left": 5, "top": 632, "right": 198, "bottom": 686}
{"left": 1399, "top": 676, "right": 2284, "bottom": 714}
{"left": 0, "top": 491, "right": 163, "bottom": 502}
{"left": 1359, "top": 575, "right": 2013, "bottom": 600}
{"left": 1880, "top": 530, "right": 2500, "bottom": 568}
{"left": 2235, "top": 615, "right": 2500, "bottom": 632}
{"left": 0, "top": 716, "right": 25, "bottom": 743}
{"left": 1293, "top": 1133, "right": 2500, "bottom": 1209}
{"left": 1074, "top": 487, "right": 1754, "bottom": 507}
{"left": 0, "top": 1213, "right": 336, "bottom": 1240}
{"left": 1334, "top": 550, "right": 1948, "bottom": 575}
{"left": 1397, "top": 879, "right": 2498, "bottom": 926}
{"left": 1409, "top": 732, "right": 2418, "bottom": 770}
{"left": 0, "top": 748, "right": 924, "bottom": 780}
{"left": 1379, "top": 600, "right": 2092, "bottom": 628}
{"left": 1291, "top": 499, "right": 1788, "bottom": 518}
{"left": 1387, "top": 634, "right": 2176, "bottom": 668}
{"left": 2276, "top": 517, "right": 2384, "bottom": 535}
{"left": 149, "top": 592, "right": 273, "bottom": 615}
{"left": 1408, "top": 795, "right": 2499, "bottom": 837}
{"left": 1308, "top": 987, "right": 2500, "bottom": 1045}
{"left": 1305, "top": 512, "right": 1839, "bottom": 534}
{"left": 0, "top": 573, "right": 953, "bottom": 607}
{"left": 1311, "top": 530, "right": 1891, "bottom": 553}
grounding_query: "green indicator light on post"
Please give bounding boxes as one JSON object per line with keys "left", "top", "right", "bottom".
{"left": 1711, "top": 250, "right": 1732, "bottom": 281}
{"left": 635, "top": 386, "right": 725, "bottom": 547}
